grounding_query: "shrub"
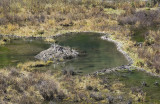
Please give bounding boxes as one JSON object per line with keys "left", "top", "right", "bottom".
{"left": 118, "top": 15, "right": 138, "bottom": 25}
{"left": 7, "top": 23, "right": 19, "bottom": 31}
{"left": 37, "top": 30, "right": 45, "bottom": 35}
{"left": 136, "top": 30, "right": 160, "bottom": 73}
{"left": 9, "top": 2, "right": 22, "bottom": 13}
{"left": 136, "top": 60, "right": 145, "bottom": 67}
{"left": 9, "top": 68, "right": 20, "bottom": 76}
{"left": 90, "top": 92, "right": 104, "bottom": 101}
{"left": 62, "top": 66, "right": 77, "bottom": 76}
{"left": 0, "top": 17, "right": 8, "bottom": 25}
{"left": 119, "top": 9, "right": 160, "bottom": 27}
{"left": 36, "top": 78, "right": 67, "bottom": 101}
{"left": 0, "top": 68, "right": 67, "bottom": 103}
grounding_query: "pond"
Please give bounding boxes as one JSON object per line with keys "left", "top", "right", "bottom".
{"left": 54, "top": 32, "right": 128, "bottom": 74}
{"left": 0, "top": 38, "right": 50, "bottom": 67}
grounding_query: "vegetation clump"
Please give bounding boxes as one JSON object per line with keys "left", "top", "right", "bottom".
{"left": 0, "top": 37, "right": 10, "bottom": 45}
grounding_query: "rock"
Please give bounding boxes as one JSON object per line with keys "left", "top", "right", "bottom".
{"left": 34, "top": 64, "right": 45, "bottom": 67}
{"left": 35, "top": 44, "right": 79, "bottom": 61}
{"left": 131, "top": 87, "right": 143, "bottom": 94}
{"left": 69, "top": 70, "right": 76, "bottom": 75}
{"left": 62, "top": 69, "right": 77, "bottom": 76}
{"left": 57, "top": 91, "right": 66, "bottom": 100}
{"left": 104, "top": 84, "right": 110, "bottom": 89}
{"left": 94, "top": 88, "right": 99, "bottom": 92}
{"left": 86, "top": 86, "right": 93, "bottom": 90}
{"left": 117, "top": 96, "right": 123, "bottom": 102}
{"left": 107, "top": 96, "right": 114, "bottom": 104}
{"left": 137, "top": 98, "right": 141, "bottom": 102}
{"left": 63, "top": 55, "right": 73, "bottom": 59}
{"left": 127, "top": 100, "right": 132, "bottom": 104}
{"left": 62, "top": 70, "right": 67, "bottom": 75}
{"left": 78, "top": 50, "right": 87, "bottom": 57}
{"left": 154, "top": 82, "right": 159, "bottom": 86}
{"left": 142, "top": 81, "right": 148, "bottom": 87}
{"left": 121, "top": 75, "right": 127, "bottom": 78}
{"left": 90, "top": 93, "right": 104, "bottom": 101}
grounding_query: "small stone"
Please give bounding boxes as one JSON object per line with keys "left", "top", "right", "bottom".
{"left": 94, "top": 88, "right": 99, "bottom": 92}
{"left": 62, "top": 70, "right": 67, "bottom": 75}
{"left": 49, "top": 101, "right": 56, "bottom": 104}
{"left": 117, "top": 96, "right": 123, "bottom": 101}
{"left": 107, "top": 96, "right": 114, "bottom": 104}
{"left": 69, "top": 70, "right": 76, "bottom": 75}
{"left": 154, "top": 82, "right": 159, "bottom": 86}
{"left": 127, "top": 100, "right": 132, "bottom": 104}
{"left": 90, "top": 93, "right": 104, "bottom": 101}
{"left": 142, "top": 81, "right": 148, "bottom": 87}
{"left": 86, "top": 86, "right": 93, "bottom": 90}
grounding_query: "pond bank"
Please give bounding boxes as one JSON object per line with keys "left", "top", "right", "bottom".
{"left": 92, "top": 34, "right": 160, "bottom": 78}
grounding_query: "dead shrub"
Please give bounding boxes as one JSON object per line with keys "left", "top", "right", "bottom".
{"left": 9, "top": 68, "right": 20, "bottom": 76}
{"left": 118, "top": 16, "right": 138, "bottom": 25}
{"left": 36, "top": 79, "right": 66, "bottom": 101}
{"left": 0, "top": 17, "right": 8, "bottom": 25}
{"left": 119, "top": 9, "right": 160, "bottom": 27}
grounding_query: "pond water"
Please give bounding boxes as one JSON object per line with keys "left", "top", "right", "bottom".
{"left": 0, "top": 38, "right": 50, "bottom": 67}
{"left": 99, "top": 70, "right": 160, "bottom": 103}
{"left": 54, "top": 32, "right": 128, "bottom": 74}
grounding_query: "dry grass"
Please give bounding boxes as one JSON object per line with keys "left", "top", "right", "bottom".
{"left": 0, "top": 67, "right": 146, "bottom": 104}
{"left": 136, "top": 30, "right": 160, "bottom": 73}
{"left": 0, "top": 67, "right": 67, "bottom": 103}
{"left": 0, "top": 0, "right": 153, "bottom": 37}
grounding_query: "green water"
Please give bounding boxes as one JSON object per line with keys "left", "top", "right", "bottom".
{"left": 55, "top": 32, "right": 128, "bottom": 74}
{"left": 1, "top": 33, "right": 129, "bottom": 73}
{"left": 0, "top": 38, "right": 50, "bottom": 67}
{"left": 100, "top": 70, "right": 160, "bottom": 103}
